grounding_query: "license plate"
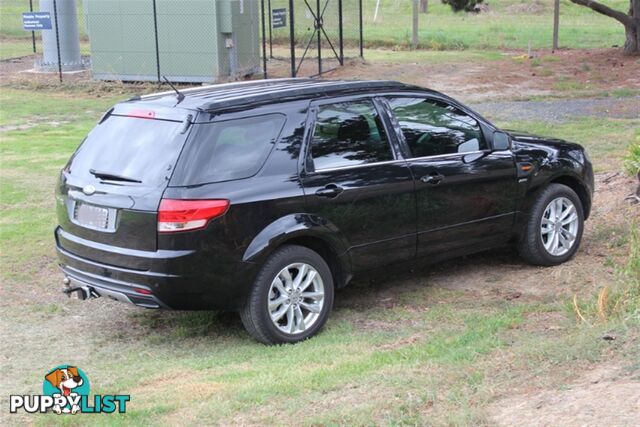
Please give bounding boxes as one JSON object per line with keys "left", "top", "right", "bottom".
{"left": 73, "top": 203, "right": 110, "bottom": 230}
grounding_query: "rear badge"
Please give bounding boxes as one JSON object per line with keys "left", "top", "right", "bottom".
{"left": 82, "top": 185, "right": 96, "bottom": 195}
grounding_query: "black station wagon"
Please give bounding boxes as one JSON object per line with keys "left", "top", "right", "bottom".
{"left": 56, "top": 79, "right": 594, "bottom": 344}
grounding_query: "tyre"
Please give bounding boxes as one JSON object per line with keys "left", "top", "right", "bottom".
{"left": 518, "top": 183, "right": 584, "bottom": 266}
{"left": 240, "top": 245, "right": 334, "bottom": 344}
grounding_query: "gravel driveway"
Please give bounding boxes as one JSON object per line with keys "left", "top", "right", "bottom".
{"left": 471, "top": 96, "right": 640, "bottom": 123}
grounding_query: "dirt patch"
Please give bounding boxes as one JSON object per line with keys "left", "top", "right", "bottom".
{"left": 326, "top": 49, "right": 640, "bottom": 103}
{"left": 490, "top": 364, "right": 640, "bottom": 426}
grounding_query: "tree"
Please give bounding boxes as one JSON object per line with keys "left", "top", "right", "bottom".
{"left": 420, "top": 0, "right": 429, "bottom": 13}
{"left": 569, "top": 0, "right": 639, "bottom": 55}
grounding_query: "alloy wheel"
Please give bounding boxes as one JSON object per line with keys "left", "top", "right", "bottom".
{"left": 267, "top": 263, "right": 325, "bottom": 334}
{"left": 540, "top": 197, "right": 580, "bottom": 256}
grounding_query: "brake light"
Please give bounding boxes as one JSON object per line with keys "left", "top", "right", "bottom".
{"left": 158, "top": 199, "right": 229, "bottom": 233}
{"left": 133, "top": 287, "right": 153, "bottom": 295}
{"left": 127, "top": 109, "right": 156, "bottom": 119}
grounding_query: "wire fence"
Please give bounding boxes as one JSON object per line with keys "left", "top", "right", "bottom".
{"left": 0, "top": 0, "right": 363, "bottom": 83}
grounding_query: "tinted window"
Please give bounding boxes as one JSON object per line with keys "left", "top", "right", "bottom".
{"left": 68, "top": 116, "right": 184, "bottom": 187}
{"left": 310, "top": 100, "right": 393, "bottom": 170}
{"left": 387, "top": 97, "right": 486, "bottom": 157}
{"left": 171, "top": 114, "right": 286, "bottom": 185}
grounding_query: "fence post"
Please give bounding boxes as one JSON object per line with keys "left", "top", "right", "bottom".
{"left": 261, "top": 0, "right": 268, "bottom": 78}
{"left": 268, "top": 0, "right": 273, "bottom": 58}
{"left": 338, "top": 0, "right": 344, "bottom": 65}
{"left": 152, "top": 0, "right": 161, "bottom": 82}
{"left": 52, "top": 0, "right": 62, "bottom": 82}
{"left": 359, "top": 0, "right": 363, "bottom": 57}
{"left": 289, "top": 0, "right": 296, "bottom": 77}
{"left": 29, "top": 0, "right": 36, "bottom": 53}
{"left": 552, "top": 0, "right": 560, "bottom": 52}
{"left": 316, "top": 0, "right": 322, "bottom": 75}
{"left": 412, "top": 0, "right": 419, "bottom": 50}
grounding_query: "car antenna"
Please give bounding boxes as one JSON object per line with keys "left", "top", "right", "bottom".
{"left": 162, "top": 76, "right": 185, "bottom": 103}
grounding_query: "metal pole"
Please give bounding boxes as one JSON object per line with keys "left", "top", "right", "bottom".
{"left": 152, "top": 0, "right": 161, "bottom": 82}
{"left": 412, "top": 0, "right": 419, "bottom": 50}
{"left": 552, "top": 0, "right": 560, "bottom": 52}
{"left": 29, "top": 0, "right": 36, "bottom": 53}
{"left": 316, "top": 0, "right": 322, "bottom": 75}
{"left": 52, "top": 0, "right": 62, "bottom": 82}
{"left": 358, "top": 0, "right": 363, "bottom": 57}
{"left": 289, "top": 0, "right": 296, "bottom": 77}
{"left": 268, "top": 0, "right": 273, "bottom": 58}
{"left": 261, "top": 0, "right": 268, "bottom": 78}
{"left": 338, "top": 0, "right": 343, "bottom": 65}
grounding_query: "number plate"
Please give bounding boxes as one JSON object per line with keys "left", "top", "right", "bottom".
{"left": 73, "top": 203, "right": 110, "bottom": 230}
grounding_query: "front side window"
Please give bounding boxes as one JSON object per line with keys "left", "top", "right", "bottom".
{"left": 309, "top": 100, "right": 393, "bottom": 171}
{"left": 387, "top": 97, "right": 486, "bottom": 158}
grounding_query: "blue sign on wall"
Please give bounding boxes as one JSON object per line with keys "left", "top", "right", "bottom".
{"left": 22, "top": 12, "right": 52, "bottom": 31}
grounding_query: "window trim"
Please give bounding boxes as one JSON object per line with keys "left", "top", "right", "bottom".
{"left": 302, "top": 95, "right": 402, "bottom": 175}
{"left": 381, "top": 94, "right": 492, "bottom": 161}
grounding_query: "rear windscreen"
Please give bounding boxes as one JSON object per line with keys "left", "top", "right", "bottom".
{"left": 68, "top": 116, "right": 184, "bottom": 187}
{"left": 170, "top": 114, "right": 286, "bottom": 186}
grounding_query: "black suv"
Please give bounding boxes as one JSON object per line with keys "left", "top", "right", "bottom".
{"left": 55, "top": 79, "right": 594, "bottom": 344}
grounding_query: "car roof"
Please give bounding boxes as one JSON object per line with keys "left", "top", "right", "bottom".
{"left": 127, "top": 78, "right": 438, "bottom": 113}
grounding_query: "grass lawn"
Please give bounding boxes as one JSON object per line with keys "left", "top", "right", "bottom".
{"left": 1, "top": 82, "right": 638, "bottom": 425}
{"left": 0, "top": 0, "right": 630, "bottom": 61}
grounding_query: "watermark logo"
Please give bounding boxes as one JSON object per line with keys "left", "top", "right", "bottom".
{"left": 9, "top": 365, "right": 130, "bottom": 415}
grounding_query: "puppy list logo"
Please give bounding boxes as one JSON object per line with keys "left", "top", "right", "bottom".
{"left": 9, "top": 365, "right": 130, "bottom": 415}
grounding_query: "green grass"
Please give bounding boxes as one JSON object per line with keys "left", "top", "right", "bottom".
{"left": 1, "top": 86, "right": 639, "bottom": 426}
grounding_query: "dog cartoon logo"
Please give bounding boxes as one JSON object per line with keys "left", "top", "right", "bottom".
{"left": 42, "top": 365, "right": 90, "bottom": 414}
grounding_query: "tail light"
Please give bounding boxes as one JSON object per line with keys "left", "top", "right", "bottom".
{"left": 158, "top": 199, "right": 229, "bottom": 233}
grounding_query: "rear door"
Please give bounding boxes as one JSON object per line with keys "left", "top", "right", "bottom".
{"left": 300, "top": 97, "right": 416, "bottom": 272}
{"left": 56, "top": 106, "right": 192, "bottom": 254}
{"left": 384, "top": 95, "right": 518, "bottom": 258}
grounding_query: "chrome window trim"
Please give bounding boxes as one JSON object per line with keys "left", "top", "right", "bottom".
{"left": 404, "top": 150, "right": 488, "bottom": 162}
{"left": 312, "top": 158, "right": 409, "bottom": 174}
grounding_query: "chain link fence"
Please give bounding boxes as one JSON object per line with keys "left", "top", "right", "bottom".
{"left": 0, "top": 0, "right": 363, "bottom": 83}
{"left": 0, "top": 1, "right": 628, "bottom": 83}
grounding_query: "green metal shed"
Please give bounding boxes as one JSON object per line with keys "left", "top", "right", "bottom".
{"left": 83, "top": 0, "right": 260, "bottom": 82}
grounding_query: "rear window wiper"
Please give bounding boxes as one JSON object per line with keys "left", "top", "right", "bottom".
{"left": 90, "top": 169, "right": 142, "bottom": 183}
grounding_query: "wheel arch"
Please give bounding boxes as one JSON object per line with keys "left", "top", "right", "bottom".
{"left": 242, "top": 214, "right": 353, "bottom": 288}
{"left": 522, "top": 173, "right": 591, "bottom": 220}
{"left": 548, "top": 174, "right": 591, "bottom": 219}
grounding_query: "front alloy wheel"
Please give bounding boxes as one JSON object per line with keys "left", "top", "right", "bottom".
{"left": 540, "top": 197, "right": 580, "bottom": 256}
{"left": 518, "top": 183, "right": 584, "bottom": 266}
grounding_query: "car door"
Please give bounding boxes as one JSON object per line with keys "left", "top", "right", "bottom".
{"left": 300, "top": 97, "right": 416, "bottom": 272}
{"left": 383, "top": 95, "right": 518, "bottom": 259}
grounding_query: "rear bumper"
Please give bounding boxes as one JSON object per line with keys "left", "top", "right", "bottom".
{"left": 62, "top": 268, "right": 169, "bottom": 309}
{"left": 55, "top": 227, "right": 259, "bottom": 310}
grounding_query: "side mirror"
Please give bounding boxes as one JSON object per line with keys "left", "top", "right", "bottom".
{"left": 492, "top": 131, "right": 511, "bottom": 151}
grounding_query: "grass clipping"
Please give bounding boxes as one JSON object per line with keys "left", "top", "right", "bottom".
{"left": 574, "top": 225, "right": 640, "bottom": 324}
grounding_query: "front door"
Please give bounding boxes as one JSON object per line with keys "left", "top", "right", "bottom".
{"left": 300, "top": 98, "right": 416, "bottom": 272}
{"left": 385, "top": 96, "right": 518, "bottom": 258}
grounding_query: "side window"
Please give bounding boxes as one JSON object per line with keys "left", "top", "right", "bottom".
{"left": 310, "top": 100, "right": 393, "bottom": 171}
{"left": 387, "top": 97, "right": 486, "bottom": 158}
{"left": 171, "top": 114, "right": 286, "bottom": 185}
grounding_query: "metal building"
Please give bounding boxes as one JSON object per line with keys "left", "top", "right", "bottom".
{"left": 83, "top": 0, "right": 261, "bottom": 83}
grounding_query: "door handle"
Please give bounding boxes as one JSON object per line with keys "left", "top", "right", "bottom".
{"left": 420, "top": 173, "right": 444, "bottom": 185}
{"left": 315, "top": 184, "right": 344, "bottom": 198}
